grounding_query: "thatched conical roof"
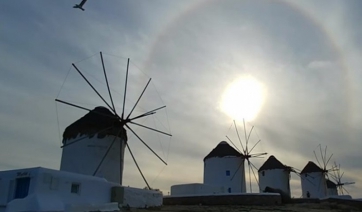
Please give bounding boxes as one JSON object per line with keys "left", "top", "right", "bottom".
{"left": 62, "top": 106, "right": 127, "bottom": 143}
{"left": 204, "top": 141, "right": 242, "bottom": 161}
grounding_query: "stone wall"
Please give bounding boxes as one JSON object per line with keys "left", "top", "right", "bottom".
{"left": 164, "top": 194, "right": 281, "bottom": 206}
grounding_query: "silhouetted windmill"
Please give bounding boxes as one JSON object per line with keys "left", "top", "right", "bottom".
{"left": 226, "top": 119, "right": 267, "bottom": 193}
{"left": 301, "top": 144, "right": 336, "bottom": 198}
{"left": 330, "top": 162, "right": 355, "bottom": 195}
{"left": 56, "top": 52, "right": 172, "bottom": 189}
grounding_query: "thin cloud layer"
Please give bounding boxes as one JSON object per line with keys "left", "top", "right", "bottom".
{"left": 0, "top": 0, "right": 361, "bottom": 197}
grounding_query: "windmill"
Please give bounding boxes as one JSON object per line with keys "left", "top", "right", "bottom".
{"left": 56, "top": 52, "right": 172, "bottom": 189}
{"left": 330, "top": 162, "right": 355, "bottom": 195}
{"left": 300, "top": 144, "right": 336, "bottom": 198}
{"left": 226, "top": 119, "right": 267, "bottom": 193}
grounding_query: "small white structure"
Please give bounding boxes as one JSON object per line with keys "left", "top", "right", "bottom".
{"left": 0, "top": 167, "right": 162, "bottom": 212}
{"left": 300, "top": 161, "right": 327, "bottom": 198}
{"left": 326, "top": 179, "right": 338, "bottom": 196}
{"left": 60, "top": 107, "right": 127, "bottom": 184}
{"left": 203, "top": 141, "right": 246, "bottom": 193}
{"left": 258, "top": 155, "right": 291, "bottom": 197}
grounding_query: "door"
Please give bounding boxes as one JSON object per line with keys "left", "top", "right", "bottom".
{"left": 14, "top": 177, "right": 30, "bottom": 199}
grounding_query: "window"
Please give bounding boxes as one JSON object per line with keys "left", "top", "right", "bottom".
{"left": 14, "top": 177, "right": 30, "bottom": 199}
{"left": 262, "top": 171, "right": 265, "bottom": 176}
{"left": 71, "top": 183, "right": 80, "bottom": 194}
{"left": 226, "top": 170, "right": 230, "bottom": 176}
{"left": 228, "top": 188, "right": 231, "bottom": 193}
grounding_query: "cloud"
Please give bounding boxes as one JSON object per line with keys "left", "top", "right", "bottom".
{"left": 0, "top": 0, "right": 361, "bottom": 198}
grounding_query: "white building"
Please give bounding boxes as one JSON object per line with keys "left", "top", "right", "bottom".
{"left": 258, "top": 155, "right": 291, "bottom": 197}
{"left": 203, "top": 141, "right": 246, "bottom": 193}
{"left": 0, "top": 107, "right": 163, "bottom": 212}
{"left": 60, "top": 106, "right": 127, "bottom": 184}
{"left": 0, "top": 167, "right": 161, "bottom": 212}
{"left": 300, "top": 161, "right": 327, "bottom": 198}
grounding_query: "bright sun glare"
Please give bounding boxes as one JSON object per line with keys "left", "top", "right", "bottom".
{"left": 221, "top": 76, "right": 266, "bottom": 121}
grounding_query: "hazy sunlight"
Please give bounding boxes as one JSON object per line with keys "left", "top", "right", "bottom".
{"left": 221, "top": 76, "right": 265, "bottom": 121}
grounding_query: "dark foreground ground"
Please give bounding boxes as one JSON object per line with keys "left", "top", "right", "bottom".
{"left": 128, "top": 203, "right": 362, "bottom": 212}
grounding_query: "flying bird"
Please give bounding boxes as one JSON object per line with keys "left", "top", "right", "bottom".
{"left": 73, "top": 0, "right": 87, "bottom": 11}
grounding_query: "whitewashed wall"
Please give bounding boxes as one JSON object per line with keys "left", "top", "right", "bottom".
{"left": 60, "top": 134, "right": 126, "bottom": 184}
{"left": 0, "top": 167, "right": 162, "bottom": 212}
{"left": 170, "top": 183, "right": 225, "bottom": 196}
{"left": 258, "top": 169, "right": 290, "bottom": 196}
{"left": 301, "top": 172, "right": 327, "bottom": 198}
{"left": 203, "top": 157, "right": 246, "bottom": 193}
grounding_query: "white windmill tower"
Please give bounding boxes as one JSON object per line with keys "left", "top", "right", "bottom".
{"left": 225, "top": 120, "right": 267, "bottom": 193}
{"left": 203, "top": 141, "right": 245, "bottom": 193}
{"left": 330, "top": 162, "right": 355, "bottom": 196}
{"left": 300, "top": 145, "right": 335, "bottom": 198}
{"left": 56, "top": 52, "right": 172, "bottom": 188}
{"left": 258, "top": 155, "right": 291, "bottom": 197}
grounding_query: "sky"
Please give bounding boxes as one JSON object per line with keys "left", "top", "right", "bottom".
{"left": 1, "top": 0, "right": 362, "bottom": 198}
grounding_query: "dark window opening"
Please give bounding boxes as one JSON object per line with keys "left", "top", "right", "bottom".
{"left": 228, "top": 188, "right": 231, "bottom": 193}
{"left": 226, "top": 170, "right": 230, "bottom": 176}
{"left": 262, "top": 171, "right": 265, "bottom": 176}
{"left": 71, "top": 183, "right": 80, "bottom": 194}
{"left": 14, "top": 177, "right": 30, "bottom": 199}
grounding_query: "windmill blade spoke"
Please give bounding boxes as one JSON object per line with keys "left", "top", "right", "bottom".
{"left": 126, "top": 143, "right": 151, "bottom": 189}
{"left": 313, "top": 151, "right": 322, "bottom": 168}
{"left": 121, "top": 58, "right": 130, "bottom": 119}
{"left": 319, "top": 145, "right": 325, "bottom": 168}
{"left": 329, "top": 173, "right": 338, "bottom": 182}
{"left": 72, "top": 63, "right": 114, "bottom": 113}
{"left": 340, "top": 172, "right": 344, "bottom": 179}
{"left": 230, "top": 160, "right": 244, "bottom": 181}
{"left": 325, "top": 153, "right": 333, "bottom": 167}
{"left": 130, "top": 106, "right": 166, "bottom": 121}
{"left": 249, "top": 161, "right": 260, "bottom": 188}
{"left": 248, "top": 160, "right": 252, "bottom": 192}
{"left": 100, "top": 52, "right": 116, "bottom": 113}
{"left": 250, "top": 152, "right": 267, "bottom": 157}
{"left": 292, "top": 167, "right": 302, "bottom": 172}
{"left": 324, "top": 146, "right": 328, "bottom": 167}
{"left": 61, "top": 126, "right": 113, "bottom": 148}
{"left": 55, "top": 99, "right": 116, "bottom": 119}
{"left": 56, "top": 99, "right": 92, "bottom": 112}
{"left": 317, "top": 175, "right": 323, "bottom": 194}
{"left": 303, "top": 173, "right": 316, "bottom": 186}
{"left": 226, "top": 136, "right": 241, "bottom": 153}
{"left": 248, "top": 139, "right": 261, "bottom": 154}
{"left": 126, "top": 124, "right": 167, "bottom": 165}
{"left": 130, "top": 112, "right": 156, "bottom": 121}
{"left": 243, "top": 119, "right": 249, "bottom": 153}
{"left": 129, "top": 121, "right": 172, "bottom": 137}
{"left": 234, "top": 120, "right": 246, "bottom": 154}
{"left": 246, "top": 126, "right": 254, "bottom": 144}
{"left": 126, "top": 78, "right": 151, "bottom": 120}
{"left": 93, "top": 130, "right": 121, "bottom": 176}
{"left": 344, "top": 182, "right": 355, "bottom": 185}
{"left": 342, "top": 186, "right": 349, "bottom": 195}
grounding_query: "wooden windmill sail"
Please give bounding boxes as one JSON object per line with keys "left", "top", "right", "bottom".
{"left": 226, "top": 119, "right": 267, "bottom": 193}
{"left": 56, "top": 52, "right": 172, "bottom": 189}
{"left": 330, "top": 162, "right": 355, "bottom": 195}
{"left": 301, "top": 144, "right": 335, "bottom": 198}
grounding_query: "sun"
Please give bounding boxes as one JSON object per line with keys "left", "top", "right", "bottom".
{"left": 221, "top": 76, "right": 266, "bottom": 121}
